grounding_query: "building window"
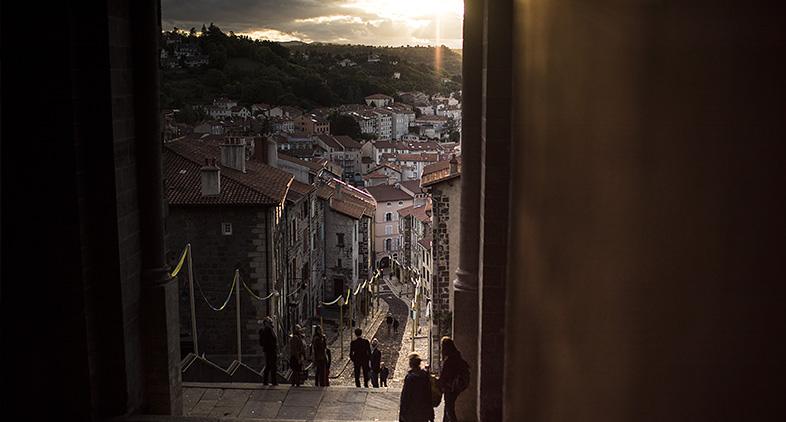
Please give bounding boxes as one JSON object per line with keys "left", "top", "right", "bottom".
{"left": 222, "top": 222, "right": 232, "bottom": 235}
{"left": 387, "top": 202, "right": 391, "bottom": 206}
{"left": 399, "top": 201, "right": 403, "bottom": 205}
{"left": 385, "top": 212, "right": 393, "bottom": 222}
{"left": 337, "top": 233, "right": 345, "bottom": 247}
{"left": 338, "top": 258, "right": 342, "bottom": 268}
{"left": 386, "top": 225, "right": 393, "bottom": 235}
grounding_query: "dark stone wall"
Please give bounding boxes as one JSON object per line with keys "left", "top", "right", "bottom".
{"left": 168, "top": 206, "right": 272, "bottom": 356}
{"left": 2, "top": 0, "right": 181, "bottom": 419}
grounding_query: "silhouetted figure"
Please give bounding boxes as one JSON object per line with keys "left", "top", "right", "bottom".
{"left": 399, "top": 353, "right": 434, "bottom": 422}
{"left": 370, "top": 338, "right": 382, "bottom": 387}
{"left": 259, "top": 317, "right": 278, "bottom": 385}
{"left": 312, "top": 325, "right": 328, "bottom": 386}
{"left": 438, "top": 337, "right": 469, "bottom": 422}
{"left": 349, "top": 328, "right": 371, "bottom": 387}
{"left": 380, "top": 362, "right": 389, "bottom": 387}
{"left": 289, "top": 325, "right": 306, "bottom": 386}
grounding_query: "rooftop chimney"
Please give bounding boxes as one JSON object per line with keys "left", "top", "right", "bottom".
{"left": 201, "top": 157, "right": 221, "bottom": 197}
{"left": 334, "top": 182, "right": 343, "bottom": 200}
{"left": 221, "top": 137, "right": 246, "bottom": 172}
{"left": 267, "top": 136, "right": 278, "bottom": 167}
{"left": 449, "top": 154, "right": 458, "bottom": 175}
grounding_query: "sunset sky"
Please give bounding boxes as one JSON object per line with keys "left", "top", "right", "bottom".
{"left": 161, "top": 0, "right": 465, "bottom": 50}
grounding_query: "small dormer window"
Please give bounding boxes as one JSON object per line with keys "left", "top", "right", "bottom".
{"left": 399, "top": 201, "right": 403, "bottom": 205}
{"left": 222, "top": 222, "right": 233, "bottom": 235}
{"left": 387, "top": 202, "right": 391, "bottom": 206}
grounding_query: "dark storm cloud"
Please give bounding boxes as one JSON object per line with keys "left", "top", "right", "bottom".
{"left": 161, "top": 0, "right": 463, "bottom": 48}
{"left": 162, "top": 0, "right": 348, "bottom": 33}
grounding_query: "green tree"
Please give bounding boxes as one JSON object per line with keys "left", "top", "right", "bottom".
{"left": 208, "top": 50, "right": 227, "bottom": 70}
{"left": 176, "top": 104, "right": 206, "bottom": 125}
{"left": 204, "top": 69, "right": 227, "bottom": 89}
{"left": 329, "top": 112, "right": 361, "bottom": 139}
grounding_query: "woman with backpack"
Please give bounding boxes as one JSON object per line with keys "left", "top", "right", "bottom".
{"left": 438, "top": 336, "right": 468, "bottom": 422}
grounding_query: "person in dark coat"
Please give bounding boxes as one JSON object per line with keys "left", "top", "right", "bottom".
{"left": 380, "top": 362, "right": 389, "bottom": 387}
{"left": 258, "top": 316, "right": 278, "bottom": 385}
{"left": 349, "top": 328, "right": 371, "bottom": 387}
{"left": 312, "top": 325, "right": 328, "bottom": 386}
{"left": 289, "top": 324, "right": 306, "bottom": 386}
{"left": 438, "top": 337, "right": 466, "bottom": 422}
{"left": 399, "top": 353, "right": 434, "bottom": 422}
{"left": 369, "top": 338, "right": 382, "bottom": 387}
{"left": 393, "top": 318, "right": 400, "bottom": 333}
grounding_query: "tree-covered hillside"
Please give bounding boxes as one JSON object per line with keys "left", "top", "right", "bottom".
{"left": 162, "top": 24, "right": 462, "bottom": 113}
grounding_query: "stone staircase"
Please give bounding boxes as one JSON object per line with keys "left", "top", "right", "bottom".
{"left": 181, "top": 353, "right": 309, "bottom": 384}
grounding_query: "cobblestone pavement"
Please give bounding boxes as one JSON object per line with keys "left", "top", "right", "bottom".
{"left": 118, "top": 275, "right": 442, "bottom": 421}
{"left": 329, "top": 277, "right": 410, "bottom": 387}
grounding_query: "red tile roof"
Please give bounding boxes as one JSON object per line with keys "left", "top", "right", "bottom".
{"left": 165, "top": 137, "right": 293, "bottom": 206}
{"left": 422, "top": 156, "right": 461, "bottom": 187}
{"left": 365, "top": 184, "right": 414, "bottom": 202}
{"left": 418, "top": 236, "right": 433, "bottom": 250}
{"left": 398, "top": 204, "right": 430, "bottom": 224}
{"left": 314, "top": 179, "right": 377, "bottom": 219}
{"left": 286, "top": 180, "right": 315, "bottom": 202}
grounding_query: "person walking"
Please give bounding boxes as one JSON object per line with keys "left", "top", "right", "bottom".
{"left": 369, "top": 338, "right": 382, "bottom": 387}
{"left": 312, "top": 325, "right": 329, "bottom": 386}
{"left": 380, "top": 362, "right": 389, "bottom": 387}
{"left": 259, "top": 316, "right": 278, "bottom": 385}
{"left": 349, "top": 328, "right": 371, "bottom": 387}
{"left": 386, "top": 313, "right": 393, "bottom": 335}
{"left": 393, "top": 318, "right": 399, "bottom": 334}
{"left": 289, "top": 325, "right": 306, "bottom": 386}
{"left": 438, "top": 337, "right": 468, "bottom": 422}
{"left": 399, "top": 353, "right": 434, "bottom": 422}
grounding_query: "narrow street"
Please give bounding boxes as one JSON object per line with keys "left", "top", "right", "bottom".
{"left": 329, "top": 275, "right": 410, "bottom": 387}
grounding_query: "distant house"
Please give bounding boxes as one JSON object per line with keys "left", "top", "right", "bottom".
{"left": 230, "top": 106, "right": 251, "bottom": 119}
{"left": 193, "top": 120, "right": 224, "bottom": 136}
{"left": 174, "top": 43, "right": 200, "bottom": 58}
{"left": 317, "top": 178, "right": 376, "bottom": 299}
{"left": 372, "top": 108, "right": 393, "bottom": 140}
{"left": 184, "top": 55, "right": 209, "bottom": 68}
{"left": 294, "top": 113, "right": 330, "bottom": 135}
{"left": 205, "top": 98, "right": 237, "bottom": 119}
{"left": 397, "top": 203, "right": 432, "bottom": 281}
{"left": 251, "top": 103, "right": 271, "bottom": 115}
{"left": 361, "top": 156, "right": 375, "bottom": 175}
{"left": 373, "top": 140, "right": 395, "bottom": 163}
{"left": 315, "top": 134, "right": 363, "bottom": 185}
{"left": 363, "top": 171, "right": 390, "bottom": 187}
{"left": 367, "top": 162, "right": 402, "bottom": 184}
{"left": 365, "top": 94, "right": 394, "bottom": 108}
{"left": 269, "top": 116, "right": 295, "bottom": 133}
{"left": 269, "top": 106, "right": 303, "bottom": 119}
{"left": 338, "top": 58, "right": 356, "bottom": 67}
{"left": 365, "top": 184, "right": 414, "bottom": 266}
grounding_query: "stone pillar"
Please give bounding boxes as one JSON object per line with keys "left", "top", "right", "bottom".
{"left": 477, "top": 0, "right": 513, "bottom": 420}
{"left": 133, "top": 0, "right": 182, "bottom": 415}
{"left": 504, "top": 1, "right": 786, "bottom": 420}
{"left": 453, "top": 0, "right": 484, "bottom": 420}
